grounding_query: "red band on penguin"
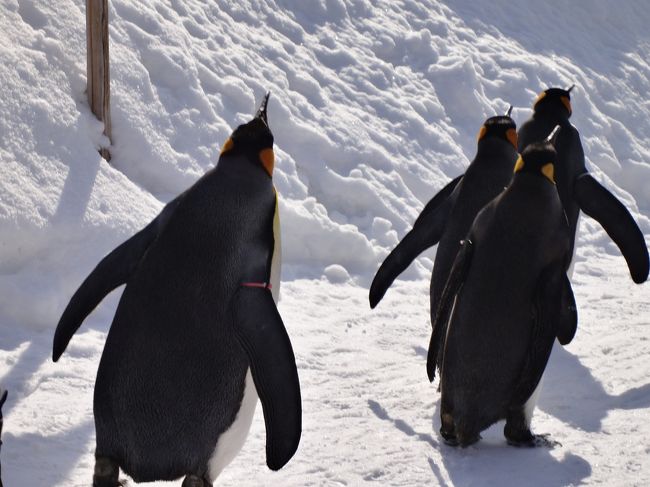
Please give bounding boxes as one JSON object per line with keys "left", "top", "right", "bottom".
{"left": 242, "top": 282, "right": 272, "bottom": 290}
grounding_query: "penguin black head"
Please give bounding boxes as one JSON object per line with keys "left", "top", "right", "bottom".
{"left": 220, "top": 92, "right": 275, "bottom": 176}
{"left": 533, "top": 86, "right": 574, "bottom": 118}
{"left": 514, "top": 139, "right": 557, "bottom": 183}
{"left": 477, "top": 115, "right": 518, "bottom": 149}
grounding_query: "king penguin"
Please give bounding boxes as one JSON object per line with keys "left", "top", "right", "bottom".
{"left": 429, "top": 137, "right": 575, "bottom": 447}
{"left": 518, "top": 86, "right": 649, "bottom": 286}
{"left": 53, "top": 94, "right": 301, "bottom": 487}
{"left": 369, "top": 113, "right": 519, "bottom": 373}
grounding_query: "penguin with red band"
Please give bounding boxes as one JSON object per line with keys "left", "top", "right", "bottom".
{"left": 518, "top": 86, "right": 649, "bottom": 288}
{"left": 53, "top": 94, "right": 301, "bottom": 486}
{"left": 370, "top": 113, "right": 519, "bottom": 374}
{"left": 430, "top": 138, "right": 574, "bottom": 448}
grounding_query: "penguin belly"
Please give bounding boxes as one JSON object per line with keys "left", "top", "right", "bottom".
{"left": 208, "top": 369, "right": 258, "bottom": 480}
{"left": 269, "top": 191, "right": 282, "bottom": 301}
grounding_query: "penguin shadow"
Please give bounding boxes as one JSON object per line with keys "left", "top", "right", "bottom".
{"left": 368, "top": 397, "right": 591, "bottom": 486}
{"left": 413, "top": 345, "right": 428, "bottom": 359}
{"left": 2, "top": 420, "right": 94, "bottom": 486}
{"left": 0, "top": 332, "right": 52, "bottom": 418}
{"left": 428, "top": 401, "right": 591, "bottom": 487}
{"left": 0, "top": 326, "right": 96, "bottom": 484}
{"left": 538, "top": 344, "right": 650, "bottom": 432}
{"left": 367, "top": 399, "right": 439, "bottom": 449}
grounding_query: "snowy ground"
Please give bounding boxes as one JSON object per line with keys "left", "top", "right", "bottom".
{"left": 1, "top": 0, "right": 649, "bottom": 485}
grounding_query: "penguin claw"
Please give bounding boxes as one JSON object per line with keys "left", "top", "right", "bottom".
{"left": 443, "top": 436, "right": 459, "bottom": 447}
{"left": 507, "top": 433, "right": 561, "bottom": 449}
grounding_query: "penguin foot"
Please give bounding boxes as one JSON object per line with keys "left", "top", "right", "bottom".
{"left": 182, "top": 474, "right": 211, "bottom": 487}
{"left": 506, "top": 432, "right": 561, "bottom": 449}
{"left": 440, "top": 413, "right": 458, "bottom": 446}
{"left": 92, "top": 457, "right": 124, "bottom": 487}
{"left": 440, "top": 427, "right": 459, "bottom": 447}
{"left": 458, "top": 433, "right": 481, "bottom": 448}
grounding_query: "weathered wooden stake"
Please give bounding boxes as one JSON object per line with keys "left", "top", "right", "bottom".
{"left": 87, "top": 0, "right": 112, "bottom": 161}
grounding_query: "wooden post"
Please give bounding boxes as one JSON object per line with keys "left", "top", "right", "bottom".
{"left": 87, "top": 0, "right": 112, "bottom": 161}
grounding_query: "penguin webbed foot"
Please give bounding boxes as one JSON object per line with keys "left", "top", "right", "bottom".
{"left": 92, "top": 457, "right": 125, "bottom": 487}
{"left": 182, "top": 474, "right": 211, "bottom": 487}
{"left": 505, "top": 430, "right": 561, "bottom": 449}
{"left": 440, "top": 419, "right": 481, "bottom": 447}
{"left": 439, "top": 424, "right": 458, "bottom": 447}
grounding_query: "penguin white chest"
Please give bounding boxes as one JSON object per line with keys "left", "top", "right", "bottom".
{"left": 269, "top": 191, "right": 282, "bottom": 301}
{"left": 207, "top": 368, "right": 258, "bottom": 481}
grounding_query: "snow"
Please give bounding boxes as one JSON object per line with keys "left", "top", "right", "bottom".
{"left": 1, "top": 0, "right": 649, "bottom": 485}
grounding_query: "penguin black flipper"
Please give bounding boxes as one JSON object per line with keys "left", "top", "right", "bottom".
{"left": 369, "top": 175, "right": 463, "bottom": 308}
{"left": 556, "top": 273, "right": 578, "bottom": 345}
{"left": 574, "top": 173, "right": 649, "bottom": 284}
{"left": 52, "top": 197, "right": 183, "bottom": 361}
{"left": 426, "top": 238, "right": 473, "bottom": 382}
{"left": 510, "top": 264, "right": 563, "bottom": 408}
{"left": 231, "top": 286, "right": 301, "bottom": 471}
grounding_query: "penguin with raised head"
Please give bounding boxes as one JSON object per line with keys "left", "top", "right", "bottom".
{"left": 518, "top": 86, "right": 648, "bottom": 286}
{"left": 53, "top": 94, "right": 301, "bottom": 486}
{"left": 428, "top": 135, "right": 575, "bottom": 447}
{"left": 369, "top": 113, "right": 519, "bottom": 371}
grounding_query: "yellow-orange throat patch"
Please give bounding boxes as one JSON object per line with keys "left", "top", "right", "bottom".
{"left": 541, "top": 163, "right": 555, "bottom": 183}
{"left": 514, "top": 155, "right": 524, "bottom": 173}
{"left": 477, "top": 125, "right": 487, "bottom": 141}
{"left": 220, "top": 138, "right": 233, "bottom": 155}
{"left": 259, "top": 148, "right": 274, "bottom": 176}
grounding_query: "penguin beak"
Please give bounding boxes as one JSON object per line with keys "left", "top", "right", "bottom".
{"left": 255, "top": 92, "right": 271, "bottom": 127}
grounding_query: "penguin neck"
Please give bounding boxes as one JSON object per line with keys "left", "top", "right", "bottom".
{"left": 476, "top": 138, "right": 517, "bottom": 158}
{"left": 533, "top": 107, "right": 570, "bottom": 126}
{"left": 217, "top": 153, "right": 271, "bottom": 184}
{"left": 513, "top": 171, "right": 555, "bottom": 187}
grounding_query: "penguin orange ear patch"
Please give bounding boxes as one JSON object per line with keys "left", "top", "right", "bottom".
{"left": 561, "top": 96, "right": 572, "bottom": 115}
{"left": 259, "top": 148, "right": 274, "bottom": 176}
{"left": 506, "top": 128, "right": 518, "bottom": 149}
{"left": 221, "top": 138, "right": 234, "bottom": 155}
{"left": 534, "top": 91, "right": 546, "bottom": 108}
{"left": 477, "top": 125, "right": 487, "bottom": 142}
{"left": 514, "top": 155, "right": 524, "bottom": 173}
{"left": 541, "top": 163, "right": 555, "bottom": 183}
